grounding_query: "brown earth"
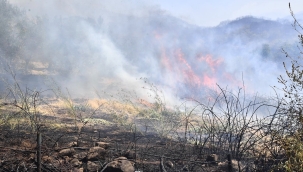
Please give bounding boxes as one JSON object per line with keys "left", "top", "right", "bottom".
{"left": 0, "top": 98, "right": 279, "bottom": 172}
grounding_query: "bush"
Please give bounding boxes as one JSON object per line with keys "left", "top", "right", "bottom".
{"left": 271, "top": 3, "right": 303, "bottom": 171}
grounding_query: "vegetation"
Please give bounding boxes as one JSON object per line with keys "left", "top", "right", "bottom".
{"left": 267, "top": 4, "right": 303, "bottom": 172}
{"left": 1, "top": 0, "right": 303, "bottom": 171}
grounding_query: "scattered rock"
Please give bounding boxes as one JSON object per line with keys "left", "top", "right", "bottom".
{"left": 177, "top": 160, "right": 186, "bottom": 165}
{"left": 122, "top": 150, "right": 137, "bottom": 159}
{"left": 59, "top": 148, "right": 76, "bottom": 157}
{"left": 28, "top": 153, "right": 35, "bottom": 162}
{"left": 165, "top": 160, "right": 174, "bottom": 168}
{"left": 21, "top": 139, "right": 36, "bottom": 149}
{"left": 73, "top": 167, "right": 84, "bottom": 172}
{"left": 58, "top": 159, "right": 65, "bottom": 165}
{"left": 103, "top": 158, "right": 134, "bottom": 172}
{"left": 73, "top": 152, "right": 87, "bottom": 161}
{"left": 95, "top": 142, "right": 110, "bottom": 149}
{"left": 87, "top": 152, "right": 100, "bottom": 161}
{"left": 206, "top": 154, "right": 218, "bottom": 166}
{"left": 114, "top": 157, "right": 127, "bottom": 161}
{"left": 68, "top": 141, "right": 78, "bottom": 147}
{"left": 42, "top": 156, "right": 52, "bottom": 163}
{"left": 71, "top": 158, "right": 82, "bottom": 167}
{"left": 206, "top": 154, "right": 218, "bottom": 162}
{"left": 182, "top": 166, "right": 189, "bottom": 171}
{"left": 63, "top": 156, "right": 72, "bottom": 162}
{"left": 218, "top": 159, "right": 244, "bottom": 172}
{"left": 156, "top": 140, "right": 166, "bottom": 145}
{"left": 89, "top": 146, "right": 106, "bottom": 153}
{"left": 87, "top": 161, "right": 101, "bottom": 172}
{"left": 87, "top": 147, "right": 106, "bottom": 160}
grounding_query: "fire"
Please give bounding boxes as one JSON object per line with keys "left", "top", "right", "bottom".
{"left": 202, "top": 74, "right": 217, "bottom": 87}
{"left": 176, "top": 49, "right": 192, "bottom": 70}
{"left": 160, "top": 48, "right": 172, "bottom": 72}
{"left": 159, "top": 48, "right": 222, "bottom": 89}
{"left": 154, "top": 30, "right": 241, "bottom": 94}
{"left": 198, "top": 54, "right": 223, "bottom": 72}
{"left": 175, "top": 49, "right": 202, "bottom": 87}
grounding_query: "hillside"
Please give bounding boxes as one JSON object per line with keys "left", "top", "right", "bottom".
{"left": 0, "top": 1, "right": 298, "bottom": 99}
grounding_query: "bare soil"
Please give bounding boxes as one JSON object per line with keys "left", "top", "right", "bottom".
{"left": 0, "top": 98, "right": 278, "bottom": 172}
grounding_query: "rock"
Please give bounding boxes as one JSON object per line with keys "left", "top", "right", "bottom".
{"left": 89, "top": 146, "right": 106, "bottom": 153}
{"left": 42, "top": 156, "right": 53, "bottom": 164}
{"left": 87, "top": 161, "right": 101, "bottom": 172}
{"left": 58, "top": 159, "right": 65, "bottom": 165}
{"left": 182, "top": 166, "right": 189, "bottom": 171}
{"left": 73, "top": 168, "right": 84, "bottom": 172}
{"left": 28, "top": 153, "right": 35, "bottom": 162}
{"left": 71, "top": 158, "right": 82, "bottom": 167}
{"left": 218, "top": 159, "right": 244, "bottom": 172}
{"left": 206, "top": 154, "right": 218, "bottom": 166}
{"left": 87, "top": 147, "right": 106, "bottom": 160}
{"left": 177, "top": 160, "right": 186, "bottom": 165}
{"left": 63, "top": 156, "right": 72, "bottom": 163}
{"left": 95, "top": 142, "right": 111, "bottom": 149}
{"left": 206, "top": 154, "right": 218, "bottom": 162}
{"left": 68, "top": 141, "right": 78, "bottom": 147}
{"left": 165, "top": 160, "right": 174, "bottom": 168}
{"left": 156, "top": 140, "right": 166, "bottom": 145}
{"left": 21, "top": 139, "right": 36, "bottom": 149}
{"left": 103, "top": 158, "right": 135, "bottom": 172}
{"left": 122, "top": 150, "right": 137, "bottom": 159}
{"left": 87, "top": 152, "right": 100, "bottom": 161}
{"left": 114, "top": 157, "right": 128, "bottom": 161}
{"left": 73, "top": 152, "right": 87, "bottom": 161}
{"left": 59, "top": 148, "right": 76, "bottom": 157}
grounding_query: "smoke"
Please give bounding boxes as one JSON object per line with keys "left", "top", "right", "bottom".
{"left": 3, "top": 0, "right": 299, "bottom": 104}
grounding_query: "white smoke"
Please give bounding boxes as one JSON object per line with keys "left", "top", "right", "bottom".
{"left": 5, "top": 0, "right": 299, "bottom": 102}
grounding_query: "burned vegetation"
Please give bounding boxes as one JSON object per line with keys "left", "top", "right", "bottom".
{"left": 1, "top": 1, "right": 303, "bottom": 172}
{"left": 0, "top": 77, "right": 294, "bottom": 172}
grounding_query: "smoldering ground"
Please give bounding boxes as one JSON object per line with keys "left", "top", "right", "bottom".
{"left": 0, "top": 0, "right": 299, "bottom": 104}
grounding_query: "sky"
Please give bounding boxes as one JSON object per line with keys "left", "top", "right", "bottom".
{"left": 150, "top": 0, "right": 303, "bottom": 26}
{"left": 8, "top": 0, "right": 303, "bottom": 27}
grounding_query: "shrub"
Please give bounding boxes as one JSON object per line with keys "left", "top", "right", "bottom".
{"left": 271, "top": 3, "right": 303, "bottom": 171}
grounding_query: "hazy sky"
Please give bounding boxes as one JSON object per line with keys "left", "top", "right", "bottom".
{"left": 8, "top": 0, "right": 303, "bottom": 27}
{"left": 151, "top": 0, "right": 303, "bottom": 26}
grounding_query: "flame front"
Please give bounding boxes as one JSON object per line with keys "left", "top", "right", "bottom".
{"left": 175, "top": 49, "right": 202, "bottom": 87}
{"left": 154, "top": 30, "right": 241, "bottom": 97}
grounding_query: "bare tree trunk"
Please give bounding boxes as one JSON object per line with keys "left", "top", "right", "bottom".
{"left": 227, "top": 154, "right": 232, "bottom": 172}
{"left": 37, "top": 132, "right": 42, "bottom": 172}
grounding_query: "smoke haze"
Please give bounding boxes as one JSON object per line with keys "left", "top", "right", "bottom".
{"left": 1, "top": 0, "right": 299, "bottom": 104}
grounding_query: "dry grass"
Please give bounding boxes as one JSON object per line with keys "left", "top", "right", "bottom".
{"left": 87, "top": 98, "right": 139, "bottom": 116}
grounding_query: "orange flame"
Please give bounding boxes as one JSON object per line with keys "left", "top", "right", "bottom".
{"left": 159, "top": 48, "right": 223, "bottom": 88}
{"left": 198, "top": 54, "right": 223, "bottom": 72}
{"left": 202, "top": 74, "right": 217, "bottom": 87}
{"left": 175, "top": 49, "right": 202, "bottom": 87}
{"left": 154, "top": 28, "right": 241, "bottom": 92}
{"left": 160, "top": 48, "right": 172, "bottom": 72}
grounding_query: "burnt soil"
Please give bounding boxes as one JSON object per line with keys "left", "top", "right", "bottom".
{"left": 0, "top": 98, "right": 277, "bottom": 172}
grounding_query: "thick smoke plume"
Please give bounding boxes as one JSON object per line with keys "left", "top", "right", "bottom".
{"left": 1, "top": 0, "right": 299, "bottom": 103}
